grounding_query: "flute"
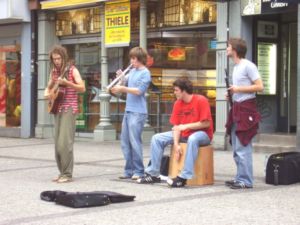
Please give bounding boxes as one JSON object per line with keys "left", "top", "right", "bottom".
{"left": 106, "top": 64, "right": 133, "bottom": 92}
{"left": 224, "top": 68, "right": 233, "bottom": 107}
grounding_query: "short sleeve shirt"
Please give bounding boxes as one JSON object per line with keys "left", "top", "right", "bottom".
{"left": 170, "top": 95, "right": 214, "bottom": 140}
{"left": 232, "top": 59, "right": 260, "bottom": 102}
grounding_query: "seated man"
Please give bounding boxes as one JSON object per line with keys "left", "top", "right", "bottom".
{"left": 137, "top": 77, "right": 214, "bottom": 187}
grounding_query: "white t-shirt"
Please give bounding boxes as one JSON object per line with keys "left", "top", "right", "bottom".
{"left": 232, "top": 58, "right": 260, "bottom": 102}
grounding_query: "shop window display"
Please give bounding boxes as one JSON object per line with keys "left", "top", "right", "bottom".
{"left": 164, "top": 0, "right": 216, "bottom": 26}
{"left": 63, "top": 38, "right": 216, "bottom": 133}
{"left": 147, "top": 34, "right": 216, "bottom": 131}
{"left": 64, "top": 44, "right": 124, "bottom": 133}
{"left": 56, "top": 7, "right": 101, "bottom": 36}
{"left": 56, "top": 2, "right": 217, "bottom": 134}
{"left": 0, "top": 45, "right": 21, "bottom": 127}
{"left": 131, "top": 0, "right": 216, "bottom": 30}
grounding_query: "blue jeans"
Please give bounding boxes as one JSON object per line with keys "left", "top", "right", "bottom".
{"left": 231, "top": 123, "right": 253, "bottom": 186}
{"left": 121, "top": 111, "right": 147, "bottom": 177}
{"left": 145, "top": 130, "right": 211, "bottom": 179}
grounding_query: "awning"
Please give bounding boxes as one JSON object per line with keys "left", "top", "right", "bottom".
{"left": 40, "top": 0, "right": 108, "bottom": 10}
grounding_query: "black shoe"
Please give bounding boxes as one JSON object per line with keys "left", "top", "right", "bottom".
{"left": 137, "top": 174, "right": 161, "bottom": 184}
{"left": 167, "top": 176, "right": 187, "bottom": 188}
{"left": 225, "top": 180, "right": 236, "bottom": 187}
{"left": 230, "top": 182, "right": 253, "bottom": 189}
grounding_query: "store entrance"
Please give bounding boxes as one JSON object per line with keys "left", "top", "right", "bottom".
{"left": 278, "top": 22, "right": 297, "bottom": 133}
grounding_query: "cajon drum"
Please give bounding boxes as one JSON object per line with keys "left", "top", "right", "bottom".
{"left": 169, "top": 143, "right": 214, "bottom": 186}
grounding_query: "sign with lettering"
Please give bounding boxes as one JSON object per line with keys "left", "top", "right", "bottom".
{"left": 241, "top": 0, "right": 298, "bottom": 16}
{"left": 257, "top": 42, "right": 277, "bottom": 95}
{"left": 105, "top": 0, "right": 130, "bottom": 47}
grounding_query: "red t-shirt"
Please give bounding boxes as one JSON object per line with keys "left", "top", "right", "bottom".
{"left": 170, "top": 95, "right": 213, "bottom": 141}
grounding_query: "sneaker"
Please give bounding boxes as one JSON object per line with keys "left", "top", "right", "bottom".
{"left": 131, "top": 175, "right": 141, "bottom": 180}
{"left": 230, "top": 182, "right": 252, "bottom": 189}
{"left": 225, "top": 180, "right": 236, "bottom": 187}
{"left": 167, "top": 176, "right": 187, "bottom": 188}
{"left": 137, "top": 174, "right": 161, "bottom": 184}
{"left": 57, "top": 177, "right": 72, "bottom": 183}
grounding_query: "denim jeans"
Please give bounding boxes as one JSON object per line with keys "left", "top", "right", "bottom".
{"left": 121, "top": 111, "right": 147, "bottom": 177}
{"left": 145, "top": 130, "right": 210, "bottom": 179}
{"left": 231, "top": 123, "right": 253, "bottom": 186}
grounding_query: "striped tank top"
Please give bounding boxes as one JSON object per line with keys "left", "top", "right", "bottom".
{"left": 52, "top": 65, "right": 79, "bottom": 114}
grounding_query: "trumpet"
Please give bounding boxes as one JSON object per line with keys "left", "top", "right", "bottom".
{"left": 106, "top": 64, "right": 133, "bottom": 92}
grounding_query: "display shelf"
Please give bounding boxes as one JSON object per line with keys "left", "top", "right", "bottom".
{"left": 149, "top": 67, "right": 216, "bottom": 102}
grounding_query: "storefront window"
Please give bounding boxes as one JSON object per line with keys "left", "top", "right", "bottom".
{"left": 65, "top": 44, "right": 100, "bottom": 132}
{"left": 56, "top": 7, "right": 101, "bottom": 36}
{"left": 164, "top": 0, "right": 216, "bottom": 26}
{"left": 0, "top": 45, "right": 21, "bottom": 127}
{"left": 147, "top": 33, "right": 216, "bottom": 131}
{"left": 131, "top": 0, "right": 217, "bottom": 30}
{"left": 65, "top": 43, "right": 124, "bottom": 133}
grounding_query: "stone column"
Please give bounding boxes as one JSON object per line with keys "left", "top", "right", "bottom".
{"left": 297, "top": 4, "right": 300, "bottom": 151}
{"left": 94, "top": 3, "right": 116, "bottom": 141}
{"left": 21, "top": 22, "right": 32, "bottom": 138}
{"left": 140, "top": 0, "right": 147, "bottom": 49}
{"left": 35, "top": 11, "right": 58, "bottom": 138}
{"left": 214, "top": 2, "right": 229, "bottom": 150}
{"left": 140, "top": 0, "right": 155, "bottom": 142}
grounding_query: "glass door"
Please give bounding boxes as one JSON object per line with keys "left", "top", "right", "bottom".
{"left": 278, "top": 22, "right": 297, "bottom": 133}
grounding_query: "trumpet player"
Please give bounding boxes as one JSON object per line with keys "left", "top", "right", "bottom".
{"left": 111, "top": 47, "right": 152, "bottom": 180}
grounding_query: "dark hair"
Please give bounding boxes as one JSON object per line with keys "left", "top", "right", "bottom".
{"left": 228, "top": 38, "right": 247, "bottom": 58}
{"left": 173, "top": 77, "right": 193, "bottom": 94}
{"left": 129, "top": 47, "right": 148, "bottom": 65}
{"left": 49, "top": 45, "right": 69, "bottom": 72}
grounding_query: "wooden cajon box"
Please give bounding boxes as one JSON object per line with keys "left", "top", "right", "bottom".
{"left": 169, "top": 143, "right": 214, "bottom": 186}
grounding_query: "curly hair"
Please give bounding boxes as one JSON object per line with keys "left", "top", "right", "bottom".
{"left": 49, "top": 45, "right": 69, "bottom": 73}
{"left": 173, "top": 77, "right": 193, "bottom": 94}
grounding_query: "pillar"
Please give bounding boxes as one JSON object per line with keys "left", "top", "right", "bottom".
{"left": 35, "top": 11, "right": 58, "bottom": 138}
{"left": 214, "top": 2, "right": 229, "bottom": 150}
{"left": 21, "top": 22, "right": 32, "bottom": 137}
{"left": 296, "top": 4, "right": 300, "bottom": 151}
{"left": 140, "top": 0, "right": 155, "bottom": 142}
{"left": 94, "top": 3, "right": 117, "bottom": 141}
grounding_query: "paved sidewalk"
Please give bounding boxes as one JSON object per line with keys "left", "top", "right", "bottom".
{"left": 0, "top": 137, "right": 299, "bottom": 225}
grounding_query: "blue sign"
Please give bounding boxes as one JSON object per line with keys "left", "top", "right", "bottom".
{"left": 209, "top": 39, "right": 217, "bottom": 49}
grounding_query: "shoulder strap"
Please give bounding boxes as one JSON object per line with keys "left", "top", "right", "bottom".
{"left": 60, "top": 65, "right": 71, "bottom": 80}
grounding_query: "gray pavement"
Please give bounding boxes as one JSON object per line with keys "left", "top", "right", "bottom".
{"left": 0, "top": 137, "right": 299, "bottom": 225}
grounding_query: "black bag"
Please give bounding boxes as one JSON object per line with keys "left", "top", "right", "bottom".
{"left": 266, "top": 152, "right": 300, "bottom": 185}
{"left": 40, "top": 190, "right": 135, "bottom": 208}
{"left": 55, "top": 192, "right": 110, "bottom": 208}
{"left": 96, "top": 191, "right": 135, "bottom": 203}
{"left": 40, "top": 190, "right": 67, "bottom": 202}
{"left": 148, "top": 155, "right": 169, "bottom": 176}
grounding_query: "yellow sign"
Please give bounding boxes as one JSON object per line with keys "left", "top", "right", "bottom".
{"left": 105, "top": 1, "right": 130, "bottom": 47}
{"left": 41, "top": 0, "right": 106, "bottom": 9}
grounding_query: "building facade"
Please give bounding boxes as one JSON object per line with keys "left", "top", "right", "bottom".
{"left": 3, "top": 0, "right": 299, "bottom": 152}
{"left": 0, "top": 0, "right": 33, "bottom": 138}
{"left": 214, "top": 0, "right": 300, "bottom": 149}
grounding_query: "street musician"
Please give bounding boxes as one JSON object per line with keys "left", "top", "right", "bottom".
{"left": 111, "top": 47, "right": 151, "bottom": 181}
{"left": 44, "top": 45, "right": 85, "bottom": 183}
